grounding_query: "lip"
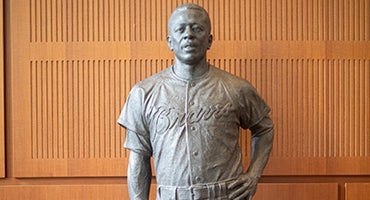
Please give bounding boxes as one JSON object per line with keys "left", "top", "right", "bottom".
{"left": 182, "top": 43, "right": 197, "bottom": 51}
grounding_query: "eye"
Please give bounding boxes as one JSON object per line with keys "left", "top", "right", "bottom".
{"left": 175, "top": 27, "right": 185, "bottom": 33}
{"left": 192, "top": 25, "right": 203, "bottom": 32}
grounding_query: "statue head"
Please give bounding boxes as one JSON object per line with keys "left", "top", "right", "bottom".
{"left": 167, "top": 3, "right": 213, "bottom": 65}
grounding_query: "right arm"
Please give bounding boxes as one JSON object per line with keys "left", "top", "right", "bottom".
{"left": 118, "top": 87, "right": 152, "bottom": 199}
{"left": 127, "top": 132, "right": 152, "bottom": 200}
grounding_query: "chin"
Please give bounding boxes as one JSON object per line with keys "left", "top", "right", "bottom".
{"left": 177, "top": 54, "right": 205, "bottom": 65}
{"left": 183, "top": 58, "right": 202, "bottom": 65}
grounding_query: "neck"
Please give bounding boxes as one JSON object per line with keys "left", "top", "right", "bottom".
{"left": 173, "top": 59, "right": 209, "bottom": 80}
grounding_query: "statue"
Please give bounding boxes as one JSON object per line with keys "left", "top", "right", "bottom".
{"left": 118, "top": 3, "right": 274, "bottom": 200}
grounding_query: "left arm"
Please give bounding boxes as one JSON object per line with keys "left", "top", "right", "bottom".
{"left": 228, "top": 116, "right": 274, "bottom": 200}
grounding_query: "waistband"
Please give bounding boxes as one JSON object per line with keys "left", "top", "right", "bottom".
{"left": 157, "top": 179, "right": 235, "bottom": 200}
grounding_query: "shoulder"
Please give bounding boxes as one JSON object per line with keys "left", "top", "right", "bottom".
{"left": 208, "top": 66, "right": 264, "bottom": 107}
{"left": 209, "top": 65, "right": 254, "bottom": 90}
{"left": 132, "top": 67, "right": 173, "bottom": 92}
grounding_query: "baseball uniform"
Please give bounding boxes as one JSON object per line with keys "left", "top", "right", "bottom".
{"left": 118, "top": 64, "right": 271, "bottom": 199}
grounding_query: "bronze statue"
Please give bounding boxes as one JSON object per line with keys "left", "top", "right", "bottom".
{"left": 118, "top": 3, "right": 274, "bottom": 200}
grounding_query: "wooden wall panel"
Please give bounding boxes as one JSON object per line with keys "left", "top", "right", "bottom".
{"left": 0, "top": 183, "right": 338, "bottom": 200}
{"left": 345, "top": 183, "right": 370, "bottom": 200}
{"left": 254, "top": 183, "right": 338, "bottom": 200}
{"left": 208, "top": 58, "right": 370, "bottom": 175}
{"left": 0, "top": 0, "right": 4, "bottom": 178}
{"left": 0, "top": 184, "right": 156, "bottom": 200}
{"left": 27, "top": 0, "right": 370, "bottom": 42}
{"left": 7, "top": 0, "right": 370, "bottom": 178}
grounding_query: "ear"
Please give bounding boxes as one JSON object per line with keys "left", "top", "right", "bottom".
{"left": 167, "top": 36, "right": 173, "bottom": 51}
{"left": 207, "top": 34, "right": 213, "bottom": 49}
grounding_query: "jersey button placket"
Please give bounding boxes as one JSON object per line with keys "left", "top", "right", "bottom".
{"left": 187, "top": 81, "right": 203, "bottom": 184}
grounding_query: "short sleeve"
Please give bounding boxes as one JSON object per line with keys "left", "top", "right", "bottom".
{"left": 117, "top": 86, "right": 148, "bottom": 135}
{"left": 239, "top": 82, "right": 271, "bottom": 129}
{"left": 124, "top": 130, "right": 152, "bottom": 156}
{"left": 117, "top": 86, "right": 152, "bottom": 155}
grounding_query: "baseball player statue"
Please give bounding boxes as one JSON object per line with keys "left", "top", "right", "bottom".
{"left": 118, "top": 3, "right": 274, "bottom": 200}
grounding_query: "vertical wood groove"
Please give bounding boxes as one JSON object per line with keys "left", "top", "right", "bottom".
{"left": 10, "top": 0, "right": 370, "bottom": 177}
{"left": 28, "top": 0, "right": 370, "bottom": 42}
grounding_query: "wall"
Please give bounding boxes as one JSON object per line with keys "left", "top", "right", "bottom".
{"left": 1, "top": 0, "right": 369, "bottom": 199}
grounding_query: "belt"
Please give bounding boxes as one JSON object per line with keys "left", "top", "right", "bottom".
{"left": 158, "top": 180, "right": 232, "bottom": 200}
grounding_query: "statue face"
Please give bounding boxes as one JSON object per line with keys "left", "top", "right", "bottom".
{"left": 167, "top": 9, "right": 213, "bottom": 65}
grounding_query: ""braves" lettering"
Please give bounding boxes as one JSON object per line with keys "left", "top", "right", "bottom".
{"left": 149, "top": 103, "right": 232, "bottom": 134}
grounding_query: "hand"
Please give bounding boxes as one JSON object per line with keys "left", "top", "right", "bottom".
{"left": 227, "top": 173, "right": 259, "bottom": 200}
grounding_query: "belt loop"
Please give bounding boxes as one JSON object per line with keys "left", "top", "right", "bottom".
{"left": 190, "top": 186, "right": 195, "bottom": 200}
{"left": 207, "top": 184, "right": 215, "bottom": 199}
{"left": 173, "top": 187, "right": 178, "bottom": 200}
{"left": 215, "top": 182, "right": 220, "bottom": 199}
{"left": 158, "top": 186, "right": 177, "bottom": 200}
{"left": 219, "top": 181, "right": 227, "bottom": 199}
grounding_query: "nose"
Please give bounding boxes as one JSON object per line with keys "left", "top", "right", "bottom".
{"left": 183, "top": 26, "right": 194, "bottom": 40}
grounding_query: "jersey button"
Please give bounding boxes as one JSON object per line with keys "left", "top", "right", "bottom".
{"left": 192, "top": 151, "right": 198, "bottom": 156}
{"left": 195, "top": 176, "right": 202, "bottom": 182}
{"left": 191, "top": 126, "right": 196, "bottom": 131}
{"left": 190, "top": 82, "right": 196, "bottom": 87}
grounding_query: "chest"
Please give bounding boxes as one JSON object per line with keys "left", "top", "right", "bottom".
{"left": 144, "top": 80, "right": 241, "bottom": 134}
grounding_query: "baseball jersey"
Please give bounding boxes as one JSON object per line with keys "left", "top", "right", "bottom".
{"left": 117, "top": 64, "right": 271, "bottom": 187}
